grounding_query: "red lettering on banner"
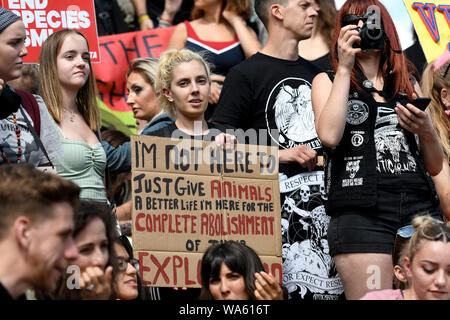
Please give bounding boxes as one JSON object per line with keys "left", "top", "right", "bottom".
{"left": 210, "top": 179, "right": 222, "bottom": 198}
{"left": 271, "top": 263, "right": 283, "bottom": 284}
{"left": 262, "top": 262, "right": 283, "bottom": 284}
{"left": 139, "top": 253, "right": 281, "bottom": 287}
{"left": 190, "top": 214, "right": 197, "bottom": 233}
{"left": 238, "top": 184, "right": 248, "bottom": 199}
{"left": 3, "top": 0, "right": 100, "bottom": 63}
{"left": 93, "top": 27, "right": 174, "bottom": 113}
{"left": 138, "top": 252, "right": 151, "bottom": 286}
{"left": 197, "top": 213, "right": 275, "bottom": 236}
{"left": 175, "top": 215, "right": 182, "bottom": 233}
{"left": 161, "top": 214, "right": 168, "bottom": 233}
{"left": 151, "top": 255, "right": 170, "bottom": 284}
{"left": 438, "top": 4, "right": 450, "bottom": 28}
{"left": 265, "top": 187, "right": 272, "bottom": 202}
{"left": 185, "top": 258, "right": 196, "bottom": 286}
{"left": 412, "top": 2, "right": 440, "bottom": 42}
{"left": 231, "top": 216, "right": 238, "bottom": 234}
{"left": 172, "top": 255, "right": 183, "bottom": 286}
{"left": 135, "top": 212, "right": 145, "bottom": 231}
{"left": 249, "top": 186, "right": 258, "bottom": 200}
{"left": 210, "top": 180, "right": 272, "bottom": 202}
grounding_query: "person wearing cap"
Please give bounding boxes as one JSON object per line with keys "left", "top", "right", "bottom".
{"left": 0, "top": 7, "right": 63, "bottom": 167}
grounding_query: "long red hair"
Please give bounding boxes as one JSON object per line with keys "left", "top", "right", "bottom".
{"left": 331, "top": 0, "right": 415, "bottom": 99}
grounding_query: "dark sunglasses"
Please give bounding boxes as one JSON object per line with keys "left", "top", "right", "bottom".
{"left": 396, "top": 225, "right": 414, "bottom": 239}
{"left": 342, "top": 12, "right": 376, "bottom": 26}
{"left": 117, "top": 257, "right": 140, "bottom": 271}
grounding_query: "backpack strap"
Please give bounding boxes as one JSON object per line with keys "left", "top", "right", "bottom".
{"left": 15, "top": 89, "right": 40, "bottom": 136}
{"left": 18, "top": 106, "right": 54, "bottom": 168}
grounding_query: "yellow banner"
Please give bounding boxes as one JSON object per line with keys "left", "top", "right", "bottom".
{"left": 98, "top": 98, "right": 136, "bottom": 136}
{"left": 403, "top": 0, "right": 450, "bottom": 62}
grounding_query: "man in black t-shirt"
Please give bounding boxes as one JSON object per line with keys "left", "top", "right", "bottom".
{"left": 211, "top": 0, "right": 345, "bottom": 300}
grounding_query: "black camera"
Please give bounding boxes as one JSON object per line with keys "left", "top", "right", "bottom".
{"left": 356, "top": 14, "right": 384, "bottom": 51}
{"left": 343, "top": 10, "right": 385, "bottom": 51}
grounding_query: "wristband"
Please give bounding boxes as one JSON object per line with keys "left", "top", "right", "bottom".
{"left": 158, "top": 20, "right": 172, "bottom": 27}
{"left": 138, "top": 14, "right": 150, "bottom": 24}
{"left": 159, "top": 16, "right": 173, "bottom": 25}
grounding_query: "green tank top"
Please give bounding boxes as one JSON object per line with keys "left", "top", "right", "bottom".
{"left": 54, "top": 131, "right": 107, "bottom": 202}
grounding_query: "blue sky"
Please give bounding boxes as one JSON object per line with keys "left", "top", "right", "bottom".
{"left": 334, "top": 0, "right": 415, "bottom": 49}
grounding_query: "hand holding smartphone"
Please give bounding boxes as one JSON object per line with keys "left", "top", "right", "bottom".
{"left": 410, "top": 97, "right": 431, "bottom": 111}
{"left": 395, "top": 97, "right": 431, "bottom": 130}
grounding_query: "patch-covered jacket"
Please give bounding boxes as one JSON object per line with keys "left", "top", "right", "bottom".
{"left": 323, "top": 88, "right": 439, "bottom": 213}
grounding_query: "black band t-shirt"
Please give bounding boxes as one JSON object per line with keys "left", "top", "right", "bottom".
{"left": 212, "top": 53, "right": 345, "bottom": 300}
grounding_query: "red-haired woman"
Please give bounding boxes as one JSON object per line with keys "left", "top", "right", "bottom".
{"left": 311, "top": 0, "right": 445, "bottom": 300}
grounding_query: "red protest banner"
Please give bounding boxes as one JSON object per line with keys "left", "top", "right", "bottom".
{"left": 2, "top": 0, "right": 100, "bottom": 63}
{"left": 92, "top": 27, "right": 174, "bottom": 133}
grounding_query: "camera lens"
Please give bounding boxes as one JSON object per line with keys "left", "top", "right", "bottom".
{"left": 365, "top": 24, "right": 382, "bottom": 41}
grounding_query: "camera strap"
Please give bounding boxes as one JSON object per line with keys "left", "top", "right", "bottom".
{"left": 354, "top": 64, "right": 389, "bottom": 100}
{"left": 382, "top": 33, "right": 402, "bottom": 54}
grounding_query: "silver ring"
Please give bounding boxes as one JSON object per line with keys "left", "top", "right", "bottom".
{"left": 86, "top": 284, "right": 94, "bottom": 291}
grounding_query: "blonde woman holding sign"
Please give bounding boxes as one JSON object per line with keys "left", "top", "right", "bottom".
{"left": 142, "top": 48, "right": 235, "bottom": 301}
{"left": 151, "top": 48, "right": 235, "bottom": 148}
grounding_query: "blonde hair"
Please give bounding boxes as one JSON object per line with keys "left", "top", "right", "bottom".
{"left": 155, "top": 49, "right": 211, "bottom": 118}
{"left": 420, "top": 61, "right": 450, "bottom": 162}
{"left": 408, "top": 216, "right": 450, "bottom": 263}
{"left": 126, "top": 57, "right": 159, "bottom": 86}
{"left": 39, "top": 29, "right": 101, "bottom": 131}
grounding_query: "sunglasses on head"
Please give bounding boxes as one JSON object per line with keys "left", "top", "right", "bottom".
{"left": 396, "top": 225, "right": 414, "bottom": 239}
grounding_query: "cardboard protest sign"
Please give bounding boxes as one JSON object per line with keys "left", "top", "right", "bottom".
{"left": 93, "top": 27, "right": 175, "bottom": 135}
{"left": 402, "top": 0, "right": 450, "bottom": 62}
{"left": 137, "top": 251, "right": 283, "bottom": 287}
{"left": 131, "top": 135, "right": 282, "bottom": 287}
{"left": 2, "top": 0, "right": 100, "bottom": 63}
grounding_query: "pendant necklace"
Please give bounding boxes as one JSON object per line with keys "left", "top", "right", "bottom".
{"left": 63, "top": 107, "right": 76, "bottom": 122}
{"left": 363, "top": 79, "right": 374, "bottom": 89}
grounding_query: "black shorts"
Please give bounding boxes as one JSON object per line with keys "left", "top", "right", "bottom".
{"left": 327, "top": 188, "right": 443, "bottom": 256}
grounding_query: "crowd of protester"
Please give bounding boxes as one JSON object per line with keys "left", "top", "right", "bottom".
{"left": 0, "top": 0, "right": 449, "bottom": 302}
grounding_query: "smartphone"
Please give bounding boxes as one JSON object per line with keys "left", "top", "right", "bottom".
{"left": 411, "top": 97, "right": 431, "bottom": 111}
{"left": 396, "top": 97, "right": 431, "bottom": 111}
{"left": 395, "top": 97, "right": 431, "bottom": 129}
